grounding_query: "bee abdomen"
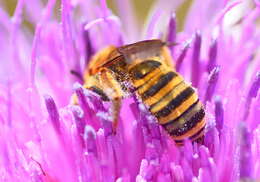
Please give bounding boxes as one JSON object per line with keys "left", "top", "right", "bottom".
{"left": 130, "top": 60, "right": 205, "bottom": 145}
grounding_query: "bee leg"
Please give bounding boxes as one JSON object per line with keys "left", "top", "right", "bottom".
{"left": 99, "top": 68, "right": 124, "bottom": 134}
{"left": 70, "top": 70, "right": 83, "bottom": 81}
{"left": 111, "top": 97, "right": 122, "bottom": 134}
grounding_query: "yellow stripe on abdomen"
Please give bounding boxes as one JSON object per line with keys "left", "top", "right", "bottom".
{"left": 148, "top": 81, "right": 187, "bottom": 114}
{"left": 133, "top": 68, "right": 162, "bottom": 88}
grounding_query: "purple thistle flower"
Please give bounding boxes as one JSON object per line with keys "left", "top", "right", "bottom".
{"left": 0, "top": 0, "right": 259, "bottom": 182}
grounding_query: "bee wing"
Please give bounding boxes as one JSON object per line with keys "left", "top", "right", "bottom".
{"left": 117, "top": 39, "right": 165, "bottom": 64}
{"left": 101, "top": 55, "right": 124, "bottom": 68}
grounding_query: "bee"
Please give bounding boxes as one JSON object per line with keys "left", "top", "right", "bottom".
{"left": 82, "top": 39, "right": 206, "bottom": 145}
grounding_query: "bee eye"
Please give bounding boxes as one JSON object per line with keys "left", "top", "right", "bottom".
{"left": 89, "top": 86, "right": 110, "bottom": 101}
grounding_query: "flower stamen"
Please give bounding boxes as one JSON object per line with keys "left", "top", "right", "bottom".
{"left": 243, "top": 71, "right": 260, "bottom": 120}
{"left": 167, "top": 13, "right": 176, "bottom": 56}
{"left": 207, "top": 39, "right": 218, "bottom": 73}
{"left": 44, "top": 95, "right": 60, "bottom": 132}
{"left": 204, "top": 66, "right": 220, "bottom": 102}
{"left": 214, "top": 96, "right": 224, "bottom": 132}
{"left": 176, "top": 41, "right": 191, "bottom": 71}
{"left": 192, "top": 31, "right": 202, "bottom": 87}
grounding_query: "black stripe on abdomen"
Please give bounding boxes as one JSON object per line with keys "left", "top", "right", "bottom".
{"left": 141, "top": 71, "right": 177, "bottom": 100}
{"left": 169, "top": 108, "right": 205, "bottom": 136}
{"left": 189, "top": 125, "right": 205, "bottom": 140}
{"left": 162, "top": 99, "right": 199, "bottom": 128}
{"left": 154, "top": 87, "right": 195, "bottom": 118}
{"left": 174, "top": 126, "right": 205, "bottom": 144}
{"left": 149, "top": 80, "right": 184, "bottom": 111}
